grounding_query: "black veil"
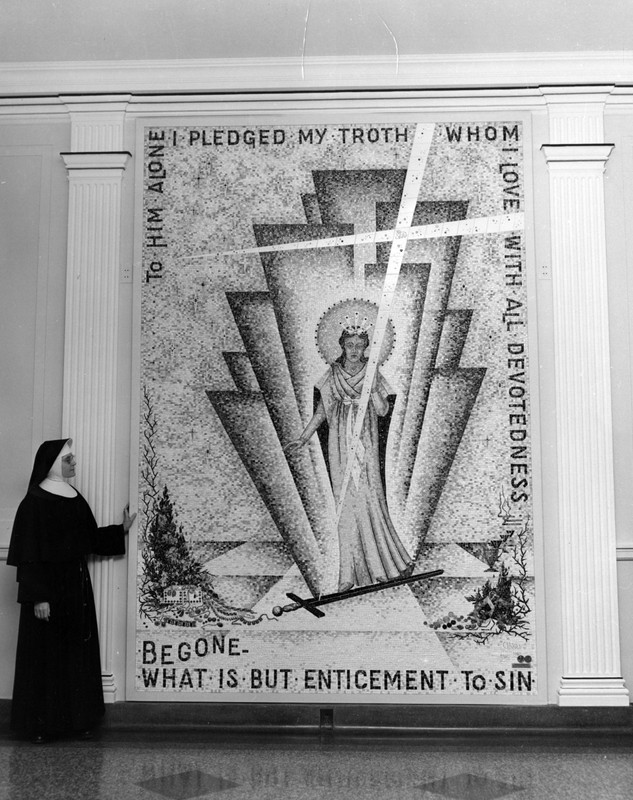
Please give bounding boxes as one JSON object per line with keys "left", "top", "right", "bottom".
{"left": 27, "top": 439, "right": 71, "bottom": 488}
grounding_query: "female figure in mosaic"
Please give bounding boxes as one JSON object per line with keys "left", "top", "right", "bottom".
{"left": 287, "top": 311, "right": 412, "bottom": 591}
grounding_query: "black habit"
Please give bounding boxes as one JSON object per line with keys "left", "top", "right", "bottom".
{"left": 7, "top": 440, "right": 125, "bottom": 737}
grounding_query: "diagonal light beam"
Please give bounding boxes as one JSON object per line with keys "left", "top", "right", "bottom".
{"left": 334, "top": 122, "right": 435, "bottom": 522}
{"left": 182, "top": 212, "right": 524, "bottom": 261}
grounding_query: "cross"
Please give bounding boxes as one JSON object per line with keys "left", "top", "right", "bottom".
{"left": 184, "top": 123, "right": 524, "bottom": 516}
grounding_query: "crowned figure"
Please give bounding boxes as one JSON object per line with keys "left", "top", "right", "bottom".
{"left": 287, "top": 300, "right": 412, "bottom": 591}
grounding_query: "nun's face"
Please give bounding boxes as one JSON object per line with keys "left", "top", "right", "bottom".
{"left": 61, "top": 451, "right": 76, "bottom": 479}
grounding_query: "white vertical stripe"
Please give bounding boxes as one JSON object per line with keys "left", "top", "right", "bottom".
{"left": 336, "top": 124, "right": 435, "bottom": 521}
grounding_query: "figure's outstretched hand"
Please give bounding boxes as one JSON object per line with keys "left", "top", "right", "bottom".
{"left": 284, "top": 438, "right": 306, "bottom": 456}
{"left": 122, "top": 504, "right": 137, "bottom": 532}
{"left": 34, "top": 602, "right": 50, "bottom": 621}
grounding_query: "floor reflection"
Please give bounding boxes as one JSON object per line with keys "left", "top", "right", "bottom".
{"left": 0, "top": 732, "right": 631, "bottom": 800}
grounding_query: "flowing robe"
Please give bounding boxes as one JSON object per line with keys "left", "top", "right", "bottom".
{"left": 316, "top": 362, "right": 411, "bottom": 590}
{"left": 7, "top": 487, "right": 125, "bottom": 737}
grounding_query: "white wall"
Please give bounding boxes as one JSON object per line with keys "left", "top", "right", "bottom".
{"left": 0, "top": 0, "right": 631, "bottom": 699}
{"left": 605, "top": 107, "right": 633, "bottom": 695}
{"left": 0, "top": 119, "right": 70, "bottom": 697}
{"left": 1, "top": 87, "right": 632, "bottom": 704}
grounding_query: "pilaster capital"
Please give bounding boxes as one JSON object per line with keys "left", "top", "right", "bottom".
{"left": 61, "top": 151, "right": 132, "bottom": 175}
{"left": 539, "top": 86, "right": 614, "bottom": 144}
{"left": 60, "top": 93, "right": 131, "bottom": 111}
{"left": 541, "top": 143, "right": 614, "bottom": 169}
{"left": 540, "top": 85, "right": 614, "bottom": 103}
{"left": 60, "top": 94, "right": 131, "bottom": 152}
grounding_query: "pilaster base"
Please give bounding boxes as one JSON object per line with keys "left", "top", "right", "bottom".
{"left": 102, "top": 672, "right": 118, "bottom": 704}
{"left": 558, "top": 677, "right": 629, "bottom": 707}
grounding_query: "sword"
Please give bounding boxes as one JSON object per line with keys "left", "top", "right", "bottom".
{"left": 272, "top": 569, "right": 444, "bottom": 618}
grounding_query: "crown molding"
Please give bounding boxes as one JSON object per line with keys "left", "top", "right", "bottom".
{"left": 0, "top": 51, "right": 632, "bottom": 97}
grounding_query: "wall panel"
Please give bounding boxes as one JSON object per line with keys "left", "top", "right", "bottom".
{"left": 0, "top": 124, "right": 69, "bottom": 699}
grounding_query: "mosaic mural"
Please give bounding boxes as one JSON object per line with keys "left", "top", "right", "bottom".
{"left": 135, "top": 120, "right": 536, "bottom": 698}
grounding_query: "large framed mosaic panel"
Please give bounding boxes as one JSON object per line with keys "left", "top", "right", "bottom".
{"left": 129, "top": 114, "right": 542, "bottom": 701}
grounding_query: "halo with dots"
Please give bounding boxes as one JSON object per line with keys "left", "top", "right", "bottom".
{"left": 315, "top": 299, "right": 395, "bottom": 366}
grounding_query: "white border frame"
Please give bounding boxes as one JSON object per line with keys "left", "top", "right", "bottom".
{"left": 126, "top": 101, "right": 546, "bottom": 705}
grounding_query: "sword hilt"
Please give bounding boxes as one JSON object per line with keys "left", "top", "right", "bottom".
{"left": 272, "top": 571, "right": 443, "bottom": 618}
{"left": 272, "top": 592, "right": 326, "bottom": 618}
{"left": 272, "top": 601, "right": 300, "bottom": 617}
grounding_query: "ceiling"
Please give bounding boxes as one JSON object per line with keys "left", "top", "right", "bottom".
{"left": 2, "top": 0, "right": 632, "bottom": 63}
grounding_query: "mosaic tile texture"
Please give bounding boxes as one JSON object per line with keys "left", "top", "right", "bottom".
{"left": 137, "top": 121, "right": 536, "bottom": 699}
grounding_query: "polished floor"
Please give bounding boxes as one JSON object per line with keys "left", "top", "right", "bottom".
{"left": 0, "top": 730, "right": 631, "bottom": 800}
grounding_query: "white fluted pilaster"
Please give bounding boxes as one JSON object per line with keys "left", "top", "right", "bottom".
{"left": 61, "top": 98, "right": 130, "bottom": 702}
{"left": 542, "top": 130, "right": 628, "bottom": 704}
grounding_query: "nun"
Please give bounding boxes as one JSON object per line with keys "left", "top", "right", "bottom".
{"left": 7, "top": 439, "right": 135, "bottom": 742}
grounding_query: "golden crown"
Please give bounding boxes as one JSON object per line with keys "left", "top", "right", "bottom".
{"left": 340, "top": 312, "right": 372, "bottom": 335}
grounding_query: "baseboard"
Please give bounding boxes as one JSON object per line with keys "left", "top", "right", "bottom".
{"left": 2, "top": 698, "right": 631, "bottom": 737}
{"left": 5, "top": 699, "right": 630, "bottom": 736}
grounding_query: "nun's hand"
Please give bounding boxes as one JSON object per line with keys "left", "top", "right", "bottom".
{"left": 123, "top": 504, "right": 137, "bottom": 533}
{"left": 34, "top": 602, "right": 50, "bottom": 621}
